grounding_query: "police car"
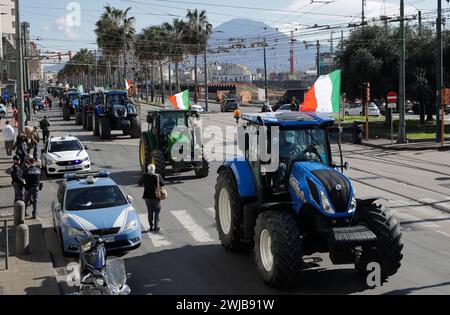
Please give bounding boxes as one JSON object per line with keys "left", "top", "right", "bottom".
{"left": 41, "top": 136, "right": 91, "bottom": 175}
{"left": 53, "top": 171, "right": 141, "bottom": 255}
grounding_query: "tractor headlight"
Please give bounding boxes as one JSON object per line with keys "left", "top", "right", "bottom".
{"left": 349, "top": 197, "right": 357, "bottom": 213}
{"left": 320, "top": 191, "right": 335, "bottom": 214}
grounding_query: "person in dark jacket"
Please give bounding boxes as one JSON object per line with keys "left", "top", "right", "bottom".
{"left": 138, "top": 164, "right": 165, "bottom": 232}
{"left": 23, "top": 158, "right": 42, "bottom": 219}
{"left": 14, "top": 133, "right": 28, "bottom": 166}
{"left": 39, "top": 116, "right": 51, "bottom": 144}
{"left": 11, "top": 155, "right": 25, "bottom": 201}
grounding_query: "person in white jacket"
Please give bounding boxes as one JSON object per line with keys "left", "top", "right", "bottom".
{"left": 2, "top": 120, "right": 15, "bottom": 156}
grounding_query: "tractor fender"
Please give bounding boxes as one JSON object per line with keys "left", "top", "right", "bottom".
{"left": 218, "top": 158, "right": 256, "bottom": 198}
{"left": 94, "top": 105, "right": 105, "bottom": 117}
{"left": 356, "top": 197, "right": 386, "bottom": 210}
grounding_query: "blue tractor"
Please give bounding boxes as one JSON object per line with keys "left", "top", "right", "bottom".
{"left": 60, "top": 92, "right": 80, "bottom": 121}
{"left": 74, "top": 93, "right": 90, "bottom": 126}
{"left": 214, "top": 112, "right": 403, "bottom": 288}
{"left": 92, "top": 91, "right": 141, "bottom": 140}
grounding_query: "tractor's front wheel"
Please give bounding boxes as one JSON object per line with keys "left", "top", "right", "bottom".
{"left": 254, "top": 211, "right": 303, "bottom": 288}
{"left": 99, "top": 118, "right": 112, "bottom": 140}
{"left": 139, "top": 132, "right": 152, "bottom": 172}
{"left": 353, "top": 204, "right": 403, "bottom": 278}
{"left": 86, "top": 113, "right": 93, "bottom": 131}
{"left": 194, "top": 158, "right": 209, "bottom": 178}
{"left": 130, "top": 116, "right": 142, "bottom": 139}
{"left": 214, "top": 170, "right": 253, "bottom": 252}
{"left": 75, "top": 112, "right": 83, "bottom": 125}
{"left": 82, "top": 111, "right": 87, "bottom": 130}
{"left": 151, "top": 150, "right": 166, "bottom": 178}
{"left": 92, "top": 115, "right": 99, "bottom": 136}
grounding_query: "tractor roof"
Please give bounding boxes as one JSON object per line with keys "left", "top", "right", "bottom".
{"left": 241, "top": 112, "right": 335, "bottom": 127}
{"left": 106, "top": 90, "right": 128, "bottom": 95}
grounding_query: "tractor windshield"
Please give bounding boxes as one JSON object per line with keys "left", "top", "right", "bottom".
{"left": 107, "top": 94, "right": 127, "bottom": 106}
{"left": 160, "top": 112, "right": 187, "bottom": 135}
{"left": 80, "top": 96, "right": 90, "bottom": 106}
{"left": 279, "top": 128, "right": 330, "bottom": 165}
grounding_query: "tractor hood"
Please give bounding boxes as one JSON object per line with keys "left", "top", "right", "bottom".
{"left": 290, "top": 161, "right": 355, "bottom": 216}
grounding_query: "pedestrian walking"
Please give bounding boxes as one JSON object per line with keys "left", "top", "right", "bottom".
{"left": 138, "top": 164, "right": 166, "bottom": 232}
{"left": 39, "top": 116, "right": 51, "bottom": 144}
{"left": 31, "top": 127, "right": 40, "bottom": 160}
{"left": 233, "top": 105, "right": 241, "bottom": 124}
{"left": 14, "top": 132, "right": 28, "bottom": 166}
{"left": 2, "top": 120, "right": 15, "bottom": 156}
{"left": 23, "top": 158, "right": 42, "bottom": 219}
{"left": 11, "top": 155, "right": 25, "bottom": 202}
{"left": 12, "top": 108, "right": 18, "bottom": 127}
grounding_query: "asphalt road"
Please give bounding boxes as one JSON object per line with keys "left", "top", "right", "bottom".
{"left": 31, "top": 102, "right": 450, "bottom": 295}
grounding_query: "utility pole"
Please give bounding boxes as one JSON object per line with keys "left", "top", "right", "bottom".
{"left": 362, "top": 0, "right": 366, "bottom": 27}
{"left": 22, "top": 22, "right": 29, "bottom": 95}
{"left": 398, "top": 0, "right": 407, "bottom": 143}
{"left": 123, "top": 25, "right": 127, "bottom": 89}
{"left": 316, "top": 40, "right": 321, "bottom": 77}
{"left": 330, "top": 31, "right": 334, "bottom": 54}
{"left": 263, "top": 39, "right": 268, "bottom": 101}
{"left": 94, "top": 49, "right": 98, "bottom": 87}
{"left": 436, "top": 0, "right": 443, "bottom": 143}
{"left": 15, "top": 0, "right": 25, "bottom": 132}
{"left": 418, "top": 10, "right": 422, "bottom": 35}
{"left": 204, "top": 46, "right": 209, "bottom": 112}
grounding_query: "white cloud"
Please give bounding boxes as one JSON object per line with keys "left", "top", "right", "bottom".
{"left": 56, "top": 14, "right": 80, "bottom": 40}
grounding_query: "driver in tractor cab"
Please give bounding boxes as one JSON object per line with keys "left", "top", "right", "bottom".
{"left": 275, "top": 132, "right": 300, "bottom": 188}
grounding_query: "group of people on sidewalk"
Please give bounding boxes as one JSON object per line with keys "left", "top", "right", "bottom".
{"left": 2, "top": 116, "right": 50, "bottom": 219}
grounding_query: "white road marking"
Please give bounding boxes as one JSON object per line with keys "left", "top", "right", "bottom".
{"left": 171, "top": 210, "right": 214, "bottom": 243}
{"left": 436, "top": 230, "right": 450, "bottom": 238}
{"left": 139, "top": 214, "right": 172, "bottom": 248}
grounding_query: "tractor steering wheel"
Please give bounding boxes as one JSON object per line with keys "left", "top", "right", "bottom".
{"left": 303, "top": 145, "right": 323, "bottom": 163}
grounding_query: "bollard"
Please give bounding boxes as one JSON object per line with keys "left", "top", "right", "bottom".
{"left": 15, "top": 224, "right": 29, "bottom": 255}
{"left": 14, "top": 200, "right": 26, "bottom": 227}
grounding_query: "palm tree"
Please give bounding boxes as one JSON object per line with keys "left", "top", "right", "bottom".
{"left": 163, "top": 19, "right": 187, "bottom": 93}
{"left": 95, "top": 5, "right": 135, "bottom": 88}
{"left": 58, "top": 49, "right": 95, "bottom": 88}
{"left": 185, "top": 9, "right": 212, "bottom": 103}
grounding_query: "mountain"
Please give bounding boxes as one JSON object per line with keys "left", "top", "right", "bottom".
{"left": 43, "top": 64, "right": 65, "bottom": 72}
{"left": 209, "top": 19, "right": 318, "bottom": 73}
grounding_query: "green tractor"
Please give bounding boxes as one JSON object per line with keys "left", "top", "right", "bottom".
{"left": 139, "top": 110, "right": 209, "bottom": 178}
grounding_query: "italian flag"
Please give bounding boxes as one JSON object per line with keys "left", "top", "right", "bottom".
{"left": 167, "top": 90, "right": 191, "bottom": 110}
{"left": 125, "top": 80, "right": 133, "bottom": 91}
{"left": 301, "top": 69, "right": 341, "bottom": 113}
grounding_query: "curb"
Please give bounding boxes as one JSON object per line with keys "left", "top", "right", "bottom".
{"left": 341, "top": 134, "right": 450, "bottom": 151}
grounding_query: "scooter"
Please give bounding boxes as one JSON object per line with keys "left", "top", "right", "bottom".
{"left": 77, "top": 236, "right": 131, "bottom": 295}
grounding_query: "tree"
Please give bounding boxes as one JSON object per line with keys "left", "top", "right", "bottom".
{"left": 58, "top": 49, "right": 95, "bottom": 88}
{"left": 185, "top": 9, "right": 212, "bottom": 103}
{"left": 95, "top": 5, "right": 135, "bottom": 88}
{"left": 163, "top": 18, "right": 187, "bottom": 93}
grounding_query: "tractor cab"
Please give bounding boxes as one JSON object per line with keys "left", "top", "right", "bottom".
{"left": 61, "top": 92, "right": 80, "bottom": 121}
{"left": 79, "top": 93, "right": 90, "bottom": 111}
{"left": 104, "top": 91, "right": 136, "bottom": 119}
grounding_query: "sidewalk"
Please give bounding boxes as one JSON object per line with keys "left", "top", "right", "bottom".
{"left": 339, "top": 130, "right": 450, "bottom": 151}
{"left": 0, "top": 131, "right": 60, "bottom": 295}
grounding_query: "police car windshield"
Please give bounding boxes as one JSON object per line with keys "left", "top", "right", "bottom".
{"left": 49, "top": 140, "right": 83, "bottom": 153}
{"left": 65, "top": 185, "right": 127, "bottom": 211}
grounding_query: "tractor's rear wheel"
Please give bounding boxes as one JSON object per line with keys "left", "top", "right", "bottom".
{"left": 99, "top": 117, "right": 112, "bottom": 140}
{"left": 82, "top": 111, "right": 87, "bottom": 130}
{"left": 130, "top": 116, "right": 142, "bottom": 139}
{"left": 254, "top": 211, "right": 303, "bottom": 288}
{"left": 353, "top": 204, "right": 403, "bottom": 279}
{"left": 151, "top": 150, "right": 166, "bottom": 178}
{"left": 194, "top": 158, "right": 209, "bottom": 178}
{"left": 92, "top": 115, "right": 99, "bottom": 136}
{"left": 75, "top": 112, "right": 83, "bottom": 125}
{"left": 62, "top": 107, "right": 71, "bottom": 121}
{"left": 86, "top": 113, "right": 93, "bottom": 131}
{"left": 139, "top": 132, "right": 152, "bottom": 172}
{"left": 214, "top": 169, "right": 253, "bottom": 252}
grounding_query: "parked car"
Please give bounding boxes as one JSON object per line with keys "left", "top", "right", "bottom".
{"left": 372, "top": 99, "right": 386, "bottom": 115}
{"left": 41, "top": 136, "right": 91, "bottom": 176}
{"left": 52, "top": 172, "right": 141, "bottom": 256}
{"left": 221, "top": 99, "right": 240, "bottom": 112}
{"left": 0, "top": 104, "right": 6, "bottom": 118}
{"left": 344, "top": 102, "right": 380, "bottom": 117}
{"left": 412, "top": 102, "right": 450, "bottom": 115}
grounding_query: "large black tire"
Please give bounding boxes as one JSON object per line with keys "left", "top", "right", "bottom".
{"left": 254, "top": 211, "right": 303, "bottom": 288}
{"left": 86, "top": 112, "right": 93, "bottom": 131}
{"left": 75, "top": 112, "right": 83, "bottom": 125}
{"left": 62, "top": 107, "right": 71, "bottom": 121}
{"left": 82, "top": 111, "right": 88, "bottom": 129}
{"left": 93, "top": 115, "right": 100, "bottom": 136}
{"left": 130, "top": 116, "right": 142, "bottom": 139}
{"left": 353, "top": 204, "right": 403, "bottom": 278}
{"left": 194, "top": 158, "right": 209, "bottom": 178}
{"left": 139, "top": 132, "right": 152, "bottom": 172}
{"left": 214, "top": 169, "right": 253, "bottom": 252}
{"left": 99, "top": 117, "right": 112, "bottom": 140}
{"left": 151, "top": 150, "right": 166, "bottom": 178}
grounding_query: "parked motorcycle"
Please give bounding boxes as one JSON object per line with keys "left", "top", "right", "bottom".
{"left": 77, "top": 236, "right": 131, "bottom": 295}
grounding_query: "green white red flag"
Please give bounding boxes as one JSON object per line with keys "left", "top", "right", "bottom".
{"left": 166, "top": 90, "right": 191, "bottom": 110}
{"left": 301, "top": 69, "right": 341, "bottom": 113}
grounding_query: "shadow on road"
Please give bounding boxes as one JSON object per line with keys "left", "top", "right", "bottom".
{"left": 124, "top": 244, "right": 371, "bottom": 295}
{"left": 382, "top": 281, "right": 450, "bottom": 295}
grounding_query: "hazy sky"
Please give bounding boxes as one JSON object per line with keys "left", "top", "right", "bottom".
{"left": 19, "top": 0, "right": 446, "bottom": 55}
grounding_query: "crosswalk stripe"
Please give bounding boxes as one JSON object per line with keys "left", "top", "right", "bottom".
{"left": 138, "top": 214, "right": 172, "bottom": 248}
{"left": 171, "top": 210, "right": 214, "bottom": 243}
{"left": 436, "top": 230, "right": 450, "bottom": 238}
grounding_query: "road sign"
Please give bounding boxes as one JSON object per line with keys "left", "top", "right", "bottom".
{"left": 2, "top": 91, "right": 10, "bottom": 100}
{"left": 387, "top": 91, "right": 397, "bottom": 109}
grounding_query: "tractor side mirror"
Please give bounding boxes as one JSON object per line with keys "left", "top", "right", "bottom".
{"left": 344, "top": 162, "right": 350, "bottom": 170}
{"left": 84, "top": 145, "right": 89, "bottom": 150}
{"left": 127, "top": 195, "right": 134, "bottom": 203}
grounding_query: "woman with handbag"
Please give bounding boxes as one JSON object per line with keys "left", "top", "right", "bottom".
{"left": 138, "top": 164, "right": 167, "bottom": 232}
